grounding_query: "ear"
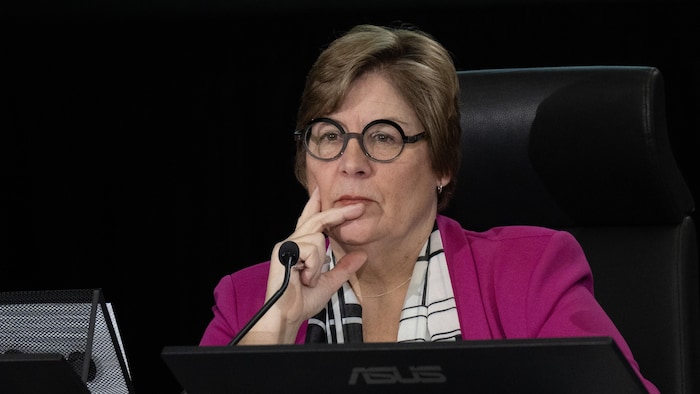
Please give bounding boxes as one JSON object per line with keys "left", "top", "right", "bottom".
{"left": 438, "top": 175, "right": 451, "bottom": 188}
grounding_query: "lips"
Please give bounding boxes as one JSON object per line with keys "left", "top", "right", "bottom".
{"left": 335, "top": 196, "right": 371, "bottom": 206}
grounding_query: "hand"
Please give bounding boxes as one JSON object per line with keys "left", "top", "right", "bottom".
{"left": 246, "top": 187, "right": 367, "bottom": 344}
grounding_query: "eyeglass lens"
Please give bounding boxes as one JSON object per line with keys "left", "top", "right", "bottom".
{"left": 304, "top": 120, "right": 406, "bottom": 161}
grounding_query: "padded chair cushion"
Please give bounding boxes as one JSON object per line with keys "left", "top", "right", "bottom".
{"left": 447, "top": 66, "right": 694, "bottom": 230}
{"left": 567, "top": 219, "right": 699, "bottom": 392}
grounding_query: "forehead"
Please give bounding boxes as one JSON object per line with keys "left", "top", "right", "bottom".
{"left": 328, "top": 72, "right": 419, "bottom": 129}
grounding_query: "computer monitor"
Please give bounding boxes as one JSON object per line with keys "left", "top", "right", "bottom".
{"left": 162, "top": 336, "right": 647, "bottom": 393}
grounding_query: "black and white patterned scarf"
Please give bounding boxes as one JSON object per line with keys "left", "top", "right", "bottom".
{"left": 305, "top": 222, "right": 462, "bottom": 343}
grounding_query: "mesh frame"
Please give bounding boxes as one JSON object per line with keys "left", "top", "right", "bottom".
{"left": 0, "top": 288, "right": 135, "bottom": 393}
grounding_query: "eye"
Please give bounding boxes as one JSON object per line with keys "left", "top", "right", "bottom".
{"left": 312, "top": 122, "right": 343, "bottom": 144}
{"left": 366, "top": 126, "right": 400, "bottom": 145}
{"left": 320, "top": 131, "right": 341, "bottom": 143}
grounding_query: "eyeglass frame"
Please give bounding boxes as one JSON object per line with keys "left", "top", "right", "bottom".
{"left": 293, "top": 117, "right": 427, "bottom": 163}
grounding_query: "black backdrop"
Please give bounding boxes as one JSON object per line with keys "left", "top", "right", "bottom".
{"left": 3, "top": 1, "right": 698, "bottom": 392}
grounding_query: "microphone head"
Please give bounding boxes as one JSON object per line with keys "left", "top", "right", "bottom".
{"left": 278, "top": 241, "right": 300, "bottom": 265}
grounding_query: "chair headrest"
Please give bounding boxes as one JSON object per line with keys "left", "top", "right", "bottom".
{"left": 445, "top": 66, "right": 694, "bottom": 230}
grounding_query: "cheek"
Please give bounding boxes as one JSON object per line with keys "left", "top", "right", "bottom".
{"left": 396, "top": 166, "right": 437, "bottom": 202}
{"left": 305, "top": 161, "right": 321, "bottom": 185}
{"left": 306, "top": 158, "right": 341, "bottom": 178}
{"left": 399, "top": 162, "right": 433, "bottom": 187}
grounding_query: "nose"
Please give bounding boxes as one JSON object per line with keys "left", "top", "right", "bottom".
{"left": 338, "top": 133, "right": 371, "bottom": 174}
{"left": 342, "top": 133, "right": 366, "bottom": 157}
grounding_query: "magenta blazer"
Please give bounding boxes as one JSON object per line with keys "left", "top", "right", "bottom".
{"left": 200, "top": 214, "right": 658, "bottom": 393}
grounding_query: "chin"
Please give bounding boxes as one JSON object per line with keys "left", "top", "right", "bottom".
{"left": 329, "top": 220, "right": 373, "bottom": 244}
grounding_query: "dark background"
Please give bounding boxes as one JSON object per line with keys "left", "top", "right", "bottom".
{"left": 2, "top": 0, "right": 698, "bottom": 392}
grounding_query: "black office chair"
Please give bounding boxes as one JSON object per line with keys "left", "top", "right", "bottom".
{"left": 444, "top": 66, "right": 700, "bottom": 393}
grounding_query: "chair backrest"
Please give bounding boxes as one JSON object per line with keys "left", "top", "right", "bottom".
{"left": 444, "top": 66, "right": 700, "bottom": 393}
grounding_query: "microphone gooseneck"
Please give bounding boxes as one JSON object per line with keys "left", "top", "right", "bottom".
{"left": 228, "top": 241, "right": 300, "bottom": 346}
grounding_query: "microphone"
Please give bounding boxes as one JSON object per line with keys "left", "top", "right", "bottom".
{"left": 228, "top": 241, "right": 300, "bottom": 346}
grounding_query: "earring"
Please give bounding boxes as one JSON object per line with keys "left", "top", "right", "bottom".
{"left": 437, "top": 184, "right": 443, "bottom": 194}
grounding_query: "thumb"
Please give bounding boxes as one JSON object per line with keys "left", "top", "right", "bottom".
{"left": 319, "top": 251, "right": 367, "bottom": 291}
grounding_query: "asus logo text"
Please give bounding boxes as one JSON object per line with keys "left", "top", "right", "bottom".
{"left": 348, "top": 365, "right": 447, "bottom": 385}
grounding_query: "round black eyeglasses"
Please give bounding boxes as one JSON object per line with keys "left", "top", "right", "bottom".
{"left": 293, "top": 118, "right": 427, "bottom": 163}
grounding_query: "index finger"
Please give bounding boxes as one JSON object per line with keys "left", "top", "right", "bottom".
{"left": 294, "top": 186, "right": 365, "bottom": 234}
{"left": 296, "top": 186, "right": 322, "bottom": 228}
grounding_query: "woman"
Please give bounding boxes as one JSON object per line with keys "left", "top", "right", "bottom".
{"left": 199, "top": 23, "right": 658, "bottom": 393}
